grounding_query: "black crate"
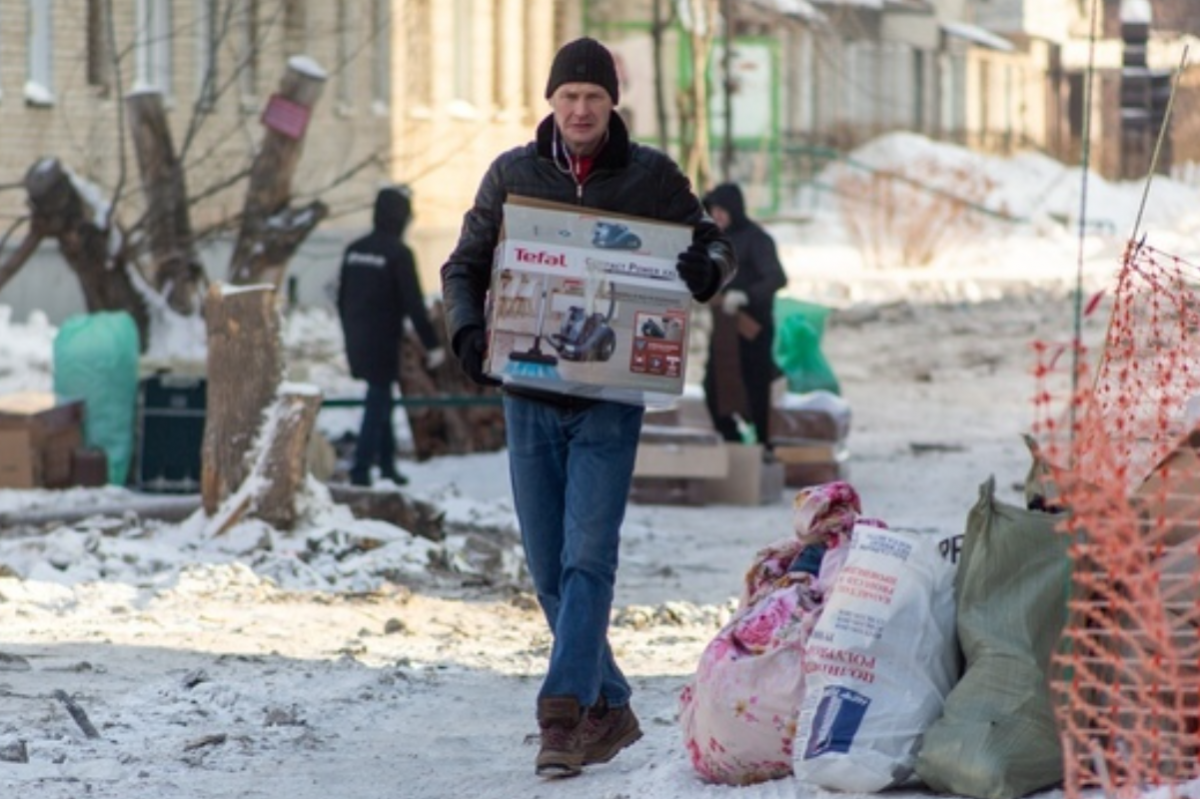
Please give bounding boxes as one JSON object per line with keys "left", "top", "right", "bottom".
{"left": 137, "top": 374, "right": 206, "bottom": 493}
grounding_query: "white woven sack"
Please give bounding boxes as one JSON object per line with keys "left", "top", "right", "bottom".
{"left": 793, "top": 524, "right": 960, "bottom": 792}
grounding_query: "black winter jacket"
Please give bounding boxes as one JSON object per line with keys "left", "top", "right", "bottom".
{"left": 702, "top": 183, "right": 787, "bottom": 331}
{"left": 440, "top": 113, "right": 736, "bottom": 357}
{"left": 338, "top": 189, "right": 439, "bottom": 384}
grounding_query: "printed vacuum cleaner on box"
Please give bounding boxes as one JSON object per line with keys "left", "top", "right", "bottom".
{"left": 485, "top": 196, "right": 694, "bottom": 404}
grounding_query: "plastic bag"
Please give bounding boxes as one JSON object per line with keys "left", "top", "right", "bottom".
{"left": 53, "top": 312, "right": 140, "bottom": 484}
{"left": 793, "top": 524, "right": 961, "bottom": 792}
{"left": 773, "top": 298, "right": 840, "bottom": 395}
{"left": 913, "top": 476, "right": 1069, "bottom": 799}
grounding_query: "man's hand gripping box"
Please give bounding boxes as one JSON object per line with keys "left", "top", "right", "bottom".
{"left": 485, "top": 196, "right": 693, "bottom": 405}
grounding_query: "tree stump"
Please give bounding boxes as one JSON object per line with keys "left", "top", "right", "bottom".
{"left": 255, "top": 386, "right": 323, "bottom": 530}
{"left": 201, "top": 284, "right": 283, "bottom": 516}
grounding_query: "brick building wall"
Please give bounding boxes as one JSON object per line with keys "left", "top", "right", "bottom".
{"left": 0, "top": 0, "right": 567, "bottom": 314}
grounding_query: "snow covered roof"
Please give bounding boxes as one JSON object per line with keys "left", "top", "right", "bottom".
{"left": 941, "top": 21, "right": 1016, "bottom": 52}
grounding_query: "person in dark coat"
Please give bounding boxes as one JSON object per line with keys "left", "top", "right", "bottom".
{"left": 702, "top": 183, "right": 788, "bottom": 451}
{"left": 441, "top": 37, "right": 734, "bottom": 779}
{"left": 337, "top": 186, "right": 444, "bottom": 487}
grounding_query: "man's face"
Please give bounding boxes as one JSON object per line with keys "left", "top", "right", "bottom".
{"left": 709, "top": 205, "right": 731, "bottom": 232}
{"left": 550, "top": 82, "right": 613, "bottom": 156}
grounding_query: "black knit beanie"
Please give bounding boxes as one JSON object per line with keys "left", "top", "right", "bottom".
{"left": 544, "top": 37, "right": 619, "bottom": 105}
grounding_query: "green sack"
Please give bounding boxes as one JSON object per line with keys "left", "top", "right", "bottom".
{"left": 53, "top": 312, "right": 140, "bottom": 485}
{"left": 913, "top": 475, "right": 1069, "bottom": 799}
{"left": 772, "top": 297, "right": 840, "bottom": 395}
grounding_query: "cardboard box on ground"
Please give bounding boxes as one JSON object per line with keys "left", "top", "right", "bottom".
{"left": 0, "top": 392, "right": 85, "bottom": 489}
{"left": 630, "top": 384, "right": 852, "bottom": 507}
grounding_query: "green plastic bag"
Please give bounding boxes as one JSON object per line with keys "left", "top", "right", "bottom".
{"left": 53, "top": 312, "right": 140, "bottom": 485}
{"left": 913, "top": 475, "right": 1069, "bottom": 799}
{"left": 772, "top": 297, "right": 840, "bottom": 395}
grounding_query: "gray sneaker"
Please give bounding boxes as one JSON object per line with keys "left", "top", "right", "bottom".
{"left": 580, "top": 698, "right": 642, "bottom": 765}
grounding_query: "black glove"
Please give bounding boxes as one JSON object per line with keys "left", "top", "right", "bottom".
{"left": 455, "top": 327, "right": 501, "bottom": 388}
{"left": 676, "top": 242, "right": 721, "bottom": 302}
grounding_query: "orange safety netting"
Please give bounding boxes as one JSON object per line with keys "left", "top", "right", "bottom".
{"left": 1034, "top": 242, "right": 1200, "bottom": 798}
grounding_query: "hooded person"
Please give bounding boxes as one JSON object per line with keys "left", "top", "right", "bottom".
{"left": 701, "top": 183, "right": 788, "bottom": 451}
{"left": 337, "top": 186, "right": 444, "bottom": 487}
{"left": 441, "top": 37, "right": 735, "bottom": 779}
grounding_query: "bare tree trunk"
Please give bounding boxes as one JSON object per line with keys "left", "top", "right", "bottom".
{"left": 126, "top": 91, "right": 207, "bottom": 316}
{"left": 201, "top": 284, "right": 282, "bottom": 515}
{"left": 684, "top": 0, "right": 719, "bottom": 189}
{"left": 652, "top": 0, "right": 671, "bottom": 154}
{"left": 254, "top": 387, "right": 322, "bottom": 530}
{"left": 20, "top": 158, "right": 150, "bottom": 346}
{"left": 228, "top": 59, "right": 329, "bottom": 288}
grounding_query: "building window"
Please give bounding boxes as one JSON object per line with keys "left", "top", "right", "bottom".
{"left": 406, "top": 0, "right": 432, "bottom": 110}
{"left": 238, "top": 0, "right": 260, "bottom": 106}
{"left": 196, "top": 0, "right": 217, "bottom": 109}
{"left": 87, "top": 0, "right": 112, "bottom": 94}
{"left": 135, "top": 0, "right": 173, "bottom": 97}
{"left": 453, "top": 0, "right": 474, "bottom": 104}
{"left": 372, "top": 0, "right": 390, "bottom": 112}
{"left": 27, "top": 0, "right": 54, "bottom": 105}
{"left": 336, "top": 0, "right": 353, "bottom": 110}
{"left": 284, "top": 0, "right": 307, "bottom": 57}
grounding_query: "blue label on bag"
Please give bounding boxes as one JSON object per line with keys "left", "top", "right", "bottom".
{"left": 803, "top": 686, "right": 871, "bottom": 759}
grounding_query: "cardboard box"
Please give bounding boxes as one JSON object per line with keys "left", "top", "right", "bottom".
{"left": 0, "top": 392, "right": 85, "bottom": 489}
{"left": 634, "top": 425, "right": 728, "bottom": 479}
{"left": 707, "top": 443, "right": 786, "bottom": 506}
{"left": 774, "top": 439, "right": 849, "bottom": 489}
{"left": 629, "top": 475, "right": 709, "bottom": 506}
{"left": 485, "top": 196, "right": 693, "bottom": 404}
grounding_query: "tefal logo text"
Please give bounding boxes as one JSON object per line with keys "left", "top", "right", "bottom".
{"left": 514, "top": 247, "right": 567, "bottom": 267}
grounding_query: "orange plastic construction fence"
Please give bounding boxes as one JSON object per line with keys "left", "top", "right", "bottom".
{"left": 1034, "top": 242, "right": 1200, "bottom": 798}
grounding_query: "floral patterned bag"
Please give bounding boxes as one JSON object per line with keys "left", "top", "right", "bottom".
{"left": 679, "top": 482, "right": 879, "bottom": 786}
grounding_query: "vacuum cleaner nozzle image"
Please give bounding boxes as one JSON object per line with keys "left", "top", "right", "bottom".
{"left": 592, "top": 221, "right": 642, "bottom": 250}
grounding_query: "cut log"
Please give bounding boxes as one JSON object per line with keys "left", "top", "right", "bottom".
{"left": 325, "top": 484, "right": 445, "bottom": 542}
{"left": 201, "top": 284, "right": 283, "bottom": 516}
{"left": 126, "top": 91, "right": 207, "bottom": 316}
{"left": 254, "top": 386, "right": 323, "bottom": 530}
{"left": 228, "top": 58, "right": 328, "bottom": 288}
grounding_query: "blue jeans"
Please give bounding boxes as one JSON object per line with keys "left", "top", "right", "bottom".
{"left": 504, "top": 395, "right": 644, "bottom": 709}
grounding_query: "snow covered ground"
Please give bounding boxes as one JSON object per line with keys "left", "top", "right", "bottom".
{"left": 0, "top": 133, "right": 1198, "bottom": 798}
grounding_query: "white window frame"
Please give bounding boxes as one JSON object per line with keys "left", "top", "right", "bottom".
{"left": 26, "top": 0, "right": 54, "bottom": 106}
{"left": 135, "top": 0, "right": 172, "bottom": 98}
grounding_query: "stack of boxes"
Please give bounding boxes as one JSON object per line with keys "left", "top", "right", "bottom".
{"left": 630, "top": 390, "right": 786, "bottom": 506}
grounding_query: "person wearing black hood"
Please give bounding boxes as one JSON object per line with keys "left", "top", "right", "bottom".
{"left": 337, "top": 186, "right": 444, "bottom": 487}
{"left": 702, "top": 183, "right": 788, "bottom": 451}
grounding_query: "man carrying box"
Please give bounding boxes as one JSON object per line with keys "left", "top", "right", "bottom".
{"left": 441, "top": 37, "right": 735, "bottom": 779}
